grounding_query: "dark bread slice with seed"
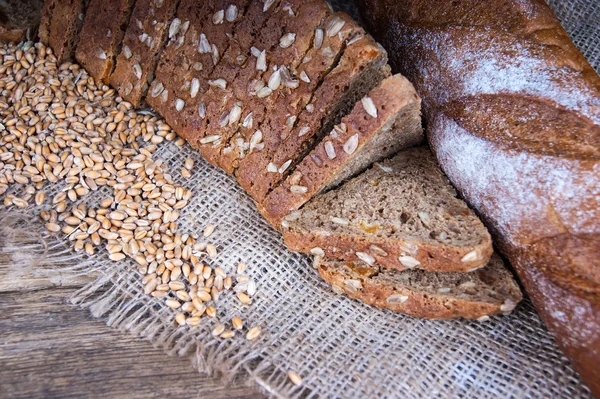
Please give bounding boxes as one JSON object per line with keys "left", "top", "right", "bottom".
{"left": 47, "top": 0, "right": 90, "bottom": 63}
{"left": 237, "top": 34, "right": 390, "bottom": 202}
{"left": 145, "top": 0, "right": 216, "bottom": 134}
{"left": 262, "top": 73, "right": 422, "bottom": 226}
{"left": 316, "top": 254, "right": 522, "bottom": 320}
{"left": 219, "top": 12, "right": 362, "bottom": 174}
{"left": 109, "top": 0, "right": 178, "bottom": 107}
{"left": 38, "top": 0, "right": 55, "bottom": 45}
{"left": 0, "top": 0, "right": 43, "bottom": 43}
{"left": 280, "top": 146, "right": 493, "bottom": 272}
{"left": 75, "top": 0, "right": 135, "bottom": 84}
{"left": 200, "top": 0, "right": 331, "bottom": 169}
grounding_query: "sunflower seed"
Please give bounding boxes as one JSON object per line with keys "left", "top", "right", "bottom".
{"left": 398, "top": 255, "right": 421, "bottom": 268}
{"left": 386, "top": 294, "right": 409, "bottom": 305}
{"left": 314, "top": 28, "right": 323, "bottom": 48}
{"left": 213, "top": 10, "right": 224, "bottom": 24}
{"left": 361, "top": 96, "right": 377, "bottom": 118}
{"left": 123, "top": 45, "right": 132, "bottom": 59}
{"left": 226, "top": 5, "right": 238, "bottom": 22}
{"left": 324, "top": 141, "right": 336, "bottom": 159}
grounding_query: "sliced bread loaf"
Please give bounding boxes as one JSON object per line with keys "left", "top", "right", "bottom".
{"left": 262, "top": 73, "right": 422, "bottom": 225}
{"left": 75, "top": 0, "right": 135, "bottom": 83}
{"left": 219, "top": 13, "right": 366, "bottom": 174}
{"left": 109, "top": 0, "right": 178, "bottom": 107}
{"left": 46, "top": 0, "right": 90, "bottom": 63}
{"left": 198, "top": 0, "right": 331, "bottom": 167}
{"left": 237, "top": 34, "right": 390, "bottom": 202}
{"left": 280, "top": 146, "right": 493, "bottom": 272}
{"left": 316, "top": 254, "right": 522, "bottom": 320}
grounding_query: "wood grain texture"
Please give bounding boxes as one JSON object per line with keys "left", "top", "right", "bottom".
{"left": 0, "top": 287, "right": 264, "bottom": 399}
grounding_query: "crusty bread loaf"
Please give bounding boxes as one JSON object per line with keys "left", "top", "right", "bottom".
{"left": 237, "top": 34, "right": 390, "bottom": 202}
{"left": 75, "top": 0, "right": 135, "bottom": 83}
{"left": 316, "top": 254, "right": 522, "bottom": 320}
{"left": 200, "top": 0, "right": 332, "bottom": 168}
{"left": 218, "top": 12, "right": 365, "bottom": 174}
{"left": 262, "top": 74, "right": 423, "bottom": 226}
{"left": 109, "top": 0, "right": 178, "bottom": 107}
{"left": 358, "top": 0, "right": 600, "bottom": 394}
{"left": 0, "top": 0, "right": 43, "bottom": 43}
{"left": 280, "top": 146, "right": 493, "bottom": 272}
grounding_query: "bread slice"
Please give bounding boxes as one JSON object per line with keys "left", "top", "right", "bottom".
{"left": 262, "top": 73, "right": 423, "bottom": 225}
{"left": 75, "top": 0, "right": 135, "bottom": 83}
{"left": 237, "top": 34, "right": 390, "bottom": 202}
{"left": 280, "top": 146, "right": 494, "bottom": 272}
{"left": 109, "top": 0, "right": 178, "bottom": 107}
{"left": 200, "top": 0, "right": 331, "bottom": 169}
{"left": 47, "top": 0, "right": 90, "bottom": 63}
{"left": 316, "top": 254, "right": 522, "bottom": 320}
{"left": 0, "top": 0, "right": 43, "bottom": 43}
{"left": 145, "top": 0, "right": 245, "bottom": 140}
{"left": 218, "top": 12, "right": 364, "bottom": 174}
{"left": 38, "top": 0, "right": 55, "bottom": 45}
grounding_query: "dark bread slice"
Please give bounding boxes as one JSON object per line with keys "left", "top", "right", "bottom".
{"left": 280, "top": 146, "right": 494, "bottom": 273}
{"left": 75, "top": 0, "right": 135, "bottom": 83}
{"left": 38, "top": 0, "right": 55, "bottom": 45}
{"left": 47, "top": 0, "right": 90, "bottom": 63}
{"left": 262, "top": 73, "right": 422, "bottom": 225}
{"left": 316, "top": 254, "right": 522, "bottom": 320}
{"left": 237, "top": 34, "right": 389, "bottom": 203}
{"left": 109, "top": 0, "right": 178, "bottom": 107}
{"left": 145, "top": 0, "right": 216, "bottom": 134}
{"left": 199, "top": 0, "right": 331, "bottom": 168}
{"left": 218, "top": 12, "right": 361, "bottom": 174}
{"left": 0, "top": 0, "right": 43, "bottom": 43}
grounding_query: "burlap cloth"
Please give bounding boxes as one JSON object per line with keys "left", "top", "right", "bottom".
{"left": 1, "top": 1, "right": 597, "bottom": 398}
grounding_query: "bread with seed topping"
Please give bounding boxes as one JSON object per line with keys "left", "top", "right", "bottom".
{"left": 46, "top": 0, "right": 89, "bottom": 63}
{"left": 280, "top": 146, "right": 493, "bottom": 272}
{"left": 75, "top": 0, "right": 135, "bottom": 83}
{"left": 145, "top": 0, "right": 216, "bottom": 135}
{"left": 219, "top": 12, "right": 362, "bottom": 174}
{"left": 109, "top": 0, "right": 178, "bottom": 107}
{"left": 262, "top": 73, "right": 422, "bottom": 226}
{"left": 237, "top": 34, "right": 389, "bottom": 202}
{"left": 316, "top": 254, "right": 522, "bottom": 320}
{"left": 193, "top": 0, "right": 323, "bottom": 168}
{"left": 208, "top": 1, "right": 332, "bottom": 170}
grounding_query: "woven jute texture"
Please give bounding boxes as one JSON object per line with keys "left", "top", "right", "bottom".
{"left": 0, "top": 1, "right": 597, "bottom": 398}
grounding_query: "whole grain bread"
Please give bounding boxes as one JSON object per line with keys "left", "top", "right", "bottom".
{"left": 75, "top": 0, "right": 135, "bottom": 83}
{"left": 316, "top": 254, "right": 522, "bottom": 320}
{"left": 262, "top": 74, "right": 423, "bottom": 225}
{"left": 0, "top": 0, "right": 43, "bottom": 43}
{"left": 217, "top": 10, "right": 354, "bottom": 174}
{"left": 46, "top": 0, "right": 89, "bottom": 63}
{"left": 358, "top": 0, "right": 600, "bottom": 393}
{"left": 109, "top": 0, "right": 178, "bottom": 107}
{"left": 199, "top": 0, "right": 331, "bottom": 168}
{"left": 281, "top": 146, "right": 493, "bottom": 272}
{"left": 237, "top": 33, "right": 390, "bottom": 202}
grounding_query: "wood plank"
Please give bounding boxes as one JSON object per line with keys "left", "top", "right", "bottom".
{"left": 0, "top": 250, "right": 96, "bottom": 293}
{"left": 0, "top": 287, "right": 264, "bottom": 399}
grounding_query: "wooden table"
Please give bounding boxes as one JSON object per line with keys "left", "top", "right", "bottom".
{"left": 0, "top": 256, "right": 264, "bottom": 399}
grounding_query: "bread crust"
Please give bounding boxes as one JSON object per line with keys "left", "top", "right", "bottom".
{"left": 237, "top": 34, "right": 388, "bottom": 202}
{"left": 358, "top": 0, "right": 600, "bottom": 393}
{"left": 262, "top": 74, "right": 422, "bottom": 225}
{"left": 317, "top": 254, "right": 522, "bottom": 320}
{"left": 109, "top": 0, "right": 178, "bottom": 107}
{"left": 75, "top": 0, "right": 135, "bottom": 83}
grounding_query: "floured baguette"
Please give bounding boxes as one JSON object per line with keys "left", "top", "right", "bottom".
{"left": 280, "top": 146, "right": 493, "bottom": 272}
{"left": 262, "top": 74, "right": 422, "bottom": 226}
{"left": 316, "top": 254, "right": 522, "bottom": 320}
